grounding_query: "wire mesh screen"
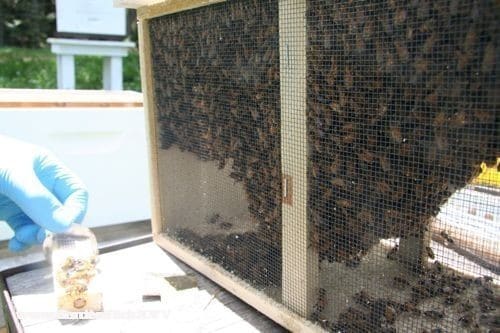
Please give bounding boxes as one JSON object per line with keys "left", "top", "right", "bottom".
{"left": 144, "top": 0, "right": 498, "bottom": 331}
{"left": 149, "top": 0, "right": 282, "bottom": 298}
{"left": 307, "top": 0, "right": 499, "bottom": 332}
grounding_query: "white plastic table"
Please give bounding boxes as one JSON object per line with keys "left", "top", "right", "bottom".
{"left": 47, "top": 38, "right": 136, "bottom": 90}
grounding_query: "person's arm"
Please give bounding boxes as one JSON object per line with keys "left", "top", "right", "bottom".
{"left": 0, "top": 135, "right": 88, "bottom": 251}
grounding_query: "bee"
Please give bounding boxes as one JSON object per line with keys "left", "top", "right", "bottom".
{"left": 331, "top": 177, "right": 346, "bottom": 188}
{"left": 207, "top": 213, "right": 221, "bottom": 224}
{"left": 336, "top": 199, "right": 352, "bottom": 208}
{"left": 394, "top": 276, "right": 410, "bottom": 287}
{"left": 344, "top": 66, "right": 353, "bottom": 89}
{"left": 394, "top": 40, "right": 409, "bottom": 61}
{"left": 424, "top": 310, "right": 444, "bottom": 320}
{"left": 459, "top": 301, "right": 474, "bottom": 313}
{"left": 354, "top": 290, "right": 373, "bottom": 308}
{"left": 444, "top": 296, "right": 456, "bottom": 305}
{"left": 379, "top": 155, "right": 391, "bottom": 172}
{"left": 456, "top": 50, "right": 471, "bottom": 71}
{"left": 219, "top": 221, "right": 233, "bottom": 230}
{"left": 387, "top": 244, "right": 399, "bottom": 261}
{"left": 426, "top": 246, "right": 435, "bottom": 259}
{"left": 414, "top": 57, "right": 428, "bottom": 74}
{"left": 464, "top": 29, "right": 477, "bottom": 51}
{"left": 422, "top": 33, "right": 437, "bottom": 54}
{"left": 394, "top": 9, "right": 407, "bottom": 25}
{"left": 345, "top": 252, "right": 361, "bottom": 268}
{"left": 377, "top": 181, "right": 392, "bottom": 194}
{"left": 440, "top": 231, "right": 454, "bottom": 244}
{"left": 358, "top": 149, "right": 375, "bottom": 163}
{"left": 425, "top": 91, "right": 438, "bottom": 106}
{"left": 481, "top": 42, "right": 495, "bottom": 73}
{"left": 311, "top": 288, "right": 327, "bottom": 321}
{"left": 384, "top": 304, "right": 396, "bottom": 324}
{"left": 401, "top": 301, "right": 420, "bottom": 315}
{"left": 458, "top": 312, "right": 473, "bottom": 327}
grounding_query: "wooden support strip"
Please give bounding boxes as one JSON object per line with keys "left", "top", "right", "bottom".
{"left": 279, "top": 0, "right": 318, "bottom": 319}
{"left": 154, "top": 234, "right": 323, "bottom": 333}
{"left": 138, "top": 19, "right": 163, "bottom": 236}
{"left": 113, "top": 0, "right": 164, "bottom": 9}
{"left": 136, "top": 0, "right": 226, "bottom": 20}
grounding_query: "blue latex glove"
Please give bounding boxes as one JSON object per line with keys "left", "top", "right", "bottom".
{"left": 0, "top": 135, "right": 88, "bottom": 252}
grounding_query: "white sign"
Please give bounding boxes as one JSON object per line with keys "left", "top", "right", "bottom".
{"left": 56, "top": 0, "right": 127, "bottom": 36}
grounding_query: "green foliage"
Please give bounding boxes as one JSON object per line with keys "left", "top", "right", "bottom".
{"left": 0, "top": 1, "right": 138, "bottom": 48}
{"left": 0, "top": 47, "right": 141, "bottom": 91}
{"left": 1, "top": 0, "right": 56, "bottom": 47}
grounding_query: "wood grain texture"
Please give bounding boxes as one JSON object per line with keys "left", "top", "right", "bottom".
{"left": 113, "top": 0, "right": 163, "bottom": 9}
{"left": 138, "top": 19, "right": 163, "bottom": 236}
{"left": 0, "top": 89, "right": 143, "bottom": 108}
{"left": 137, "top": 0, "right": 226, "bottom": 19}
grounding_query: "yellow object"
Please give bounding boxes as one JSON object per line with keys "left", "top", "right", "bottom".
{"left": 473, "top": 158, "right": 500, "bottom": 187}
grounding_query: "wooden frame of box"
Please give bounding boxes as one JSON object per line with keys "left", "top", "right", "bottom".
{"left": 115, "top": 1, "right": 325, "bottom": 331}
{"left": 112, "top": 0, "right": 456, "bottom": 331}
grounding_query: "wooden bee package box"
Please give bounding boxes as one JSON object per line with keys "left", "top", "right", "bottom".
{"left": 116, "top": 0, "right": 499, "bottom": 332}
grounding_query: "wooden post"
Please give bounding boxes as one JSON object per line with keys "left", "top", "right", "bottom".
{"left": 137, "top": 18, "right": 163, "bottom": 236}
{"left": 280, "top": 0, "right": 318, "bottom": 318}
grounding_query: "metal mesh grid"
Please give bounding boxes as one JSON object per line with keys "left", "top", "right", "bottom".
{"left": 145, "top": 0, "right": 499, "bottom": 331}
{"left": 307, "top": 0, "right": 499, "bottom": 331}
{"left": 149, "top": 0, "right": 282, "bottom": 296}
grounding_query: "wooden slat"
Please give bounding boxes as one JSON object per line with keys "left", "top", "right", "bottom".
{"left": 138, "top": 19, "right": 163, "bottom": 236}
{"left": 0, "top": 89, "right": 143, "bottom": 108}
{"left": 113, "top": 0, "right": 164, "bottom": 9}
{"left": 279, "top": 0, "right": 318, "bottom": 319}
{"left": 136, "top": 0, "right": 226, "bottom": 20}
{"left": 154, "top": 234, "right": 323, "bottom": 333}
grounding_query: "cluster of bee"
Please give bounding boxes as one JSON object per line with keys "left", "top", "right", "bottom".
{"left": 150, "top": 0, "right": 282, "bottom": 249}
{"left": 307, "top": 0, "right": 499, "bottom": 262}
{"left": 312, "top": 261, "right": 499, "bottom": 332}
{"left": 174, "top": 229, "right": 281, "bottom": 288}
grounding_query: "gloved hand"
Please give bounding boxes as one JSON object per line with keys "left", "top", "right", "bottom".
{"left": 0, "top": 135, "right": 88, "bottom": 252}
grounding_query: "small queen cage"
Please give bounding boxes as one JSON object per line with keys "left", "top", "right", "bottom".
{"left": 117, "top": 0, "right": 498, "bottom": 331}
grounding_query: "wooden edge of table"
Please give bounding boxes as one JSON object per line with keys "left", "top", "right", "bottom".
{"left": 0, "top": 89, "right": 143, "bottom": 108}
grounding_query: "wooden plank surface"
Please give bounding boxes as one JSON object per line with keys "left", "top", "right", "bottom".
{"left": 136, "top": 0, "right": 226, "bottom": 20}
{"left": 0, "top": 221, "right": 151, "bottom": 332}
{"left": 6, "top": 242, "right": 286, "bottom": 333}
{"left": 279, "top": 0, "right": 319, "bottom": 319}
{"left": 0, "top": 89, "right": 143, "bottom": 108}
{"left": 155, "top": 234, "right": 322, "bottom": 333}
